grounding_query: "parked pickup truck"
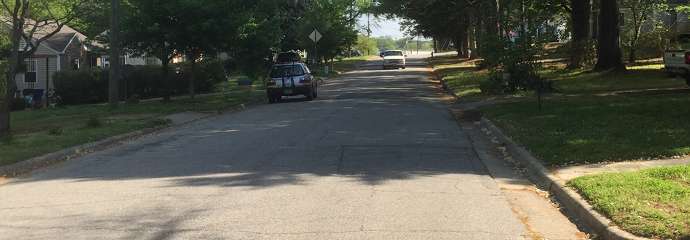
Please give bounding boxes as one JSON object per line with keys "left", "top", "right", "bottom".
{"left": 663, "top": 40, "right": 690, "bottom": 86}
{"left": 663, "top": 50, "right": 690, "bottom": 86}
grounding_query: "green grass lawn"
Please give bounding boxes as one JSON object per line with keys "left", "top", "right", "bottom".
{"left": 431, "top": 55, "right": 688, "bottom": 99}
{"left": 545, "top": 64, "right": 688, "bottom": 94}
{"left": 332, "top": 56, "right": 378, "bottom": 73}
{"left": 0, "top": 81, "right": 265, "bottom": 167}
{"left": 482, "top": 94, "right": 690, "bottom": 166}
{"left": 569, "top": 166, "right": 690, "bottom": 239}
{"left": 429, "top": 56, "right": 488, "bottom": 100}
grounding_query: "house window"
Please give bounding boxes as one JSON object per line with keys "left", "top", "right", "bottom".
{"left": 24, "top": 59, "right": 38, "bottom": 89}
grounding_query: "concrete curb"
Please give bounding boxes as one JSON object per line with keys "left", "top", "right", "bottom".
{"left": 0, "top": 103, "right": 254, "bottom": 178}
{"left": 431, "top": 67, "right": 461, "bottom": 100}
{"left": 480, "top": 118, "right": 648, "bottom": 240}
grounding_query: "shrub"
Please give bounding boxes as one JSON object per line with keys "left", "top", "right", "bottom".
{"left": 53, "top": 60, "right": 227, "bottom": 106}
{"left": 54, "top": 70, "right": 108, "bottom": 105}
{"left": 10, "top": 96, "right": 26, "bottom": 111}
{"left": 176, "top": 60, "right": 227, "bottom": 94}
{"left": 123, "top": 65, "right": 172, "bottom": 99}
{"left": 480, "top": 73, "right": 509, "bottom": 95}
{"left": 479, "top": 34, "right": 552, "bottom": 94}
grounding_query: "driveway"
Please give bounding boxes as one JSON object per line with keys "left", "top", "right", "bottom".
{"left": 0, "top": 54, "right": 529, "bottom": 239}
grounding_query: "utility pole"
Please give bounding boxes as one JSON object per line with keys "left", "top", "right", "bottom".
{"left": 367, "top": 14, "right": 371, "bottom": 37}
{"left": 367, "top": 13, "right": 371, "bottom": 56}
{"left": 417, "top": 34, "right": 420, "bottom": 54}
{"left": 109, "top": 0, "right": 121, "bottom": 108}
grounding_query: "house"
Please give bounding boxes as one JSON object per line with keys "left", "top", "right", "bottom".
{"left": 12, "top": 22, "right": 89, "bottom": 95}
{"left": 6, "top": 21, "right": 164, "bottom": 98}
{"left": 666, "top": 0, "right": 690, "bottom": 36}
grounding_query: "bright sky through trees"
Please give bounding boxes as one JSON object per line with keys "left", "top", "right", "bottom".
{"left": 358, "top": 16, "right": 404, "bottom": 39}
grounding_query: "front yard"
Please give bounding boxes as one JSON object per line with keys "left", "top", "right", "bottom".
{"left": 482, "top": 94, "right": 690, "bottom": 166}
{"left": 431, "top": 54, "right": 690, "bottom": 239}
{"left": 569, "top": 166, "right": 690, "bottom": 239}
{"left": 0, "top": 80, "right": 265, "bottom": 167}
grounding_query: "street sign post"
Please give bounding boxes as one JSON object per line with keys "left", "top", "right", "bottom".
{"left": 309, "top": 29, "right": 323, "bottom": 70}
{"left": 309, "top": 29, "right": 322, "bottom": 43}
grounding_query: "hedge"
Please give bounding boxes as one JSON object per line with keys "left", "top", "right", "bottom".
{"left": 54, "top": 60, "right": 227, "bottom": 105}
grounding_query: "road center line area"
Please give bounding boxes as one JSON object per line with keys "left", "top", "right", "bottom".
{"left": 0, "top": 55, "right": 582, "bottom": 240}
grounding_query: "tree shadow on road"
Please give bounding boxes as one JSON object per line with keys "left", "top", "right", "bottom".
{"left": 5, "top": 63, "right": 530, "bottom": 190}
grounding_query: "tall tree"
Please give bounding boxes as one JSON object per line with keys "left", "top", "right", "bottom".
{"left": 122, "top": 0, "right": 182, "bottom": 101}
{"left": 621, "top": 0, "right": 666, "bottom": 63}
{"left": 109, "top": 0, "right": 120, "bottom": 107}
{"left": 298, "top": 0, "right": 358, "bottom": 63}
{"left": 594, "top": 0, "right": 625, "bottom": 71}
{"left": 174, "top": 0, "right": 251, "bottom": 98}
{"left": 0, "top": 0, "right": 89, "bottom": 137}
{"left": 568, "top": 0, "right": 591, "bottom": 69}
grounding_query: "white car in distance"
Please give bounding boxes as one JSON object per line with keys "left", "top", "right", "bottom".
{"left": 380, "top": 50, "right": 407, "bottom": 70}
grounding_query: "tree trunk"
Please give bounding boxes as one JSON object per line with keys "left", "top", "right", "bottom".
{"left": 188, "top": 55, "right": 197, "bottom": 99}
{"left": 161, "top": 58, "right": 171, "bottom": 102}
{"left": 0, "top": 17, "right": 24, "bottom": 138}
{"left": 157, "top": 44, "right": 172, "bottom": 102}
{"left": 594, "top": 0, "right": 625, "bottom": 71}
{"left": 433, "top": 38, "right": 438, "bottom": 53}
{"left": 109, "top": 0, "right": 121, "bottom": 107}
{"left": 484, "top": 0, "right": 499, "bottom": 38}
{"left": 455, "top": 25, "right": 469, "bottom": 58}
{"left": 0, "top": 73, "right": 11, "bottom": 138}
{"left": 628, "top": 14, "right": 644, "bottom": 64}
{"left": 628, "top": 46, "right": 636, "bottom": 63}
{"left": 568, "top": 0, "right": 591, "bottom": 69}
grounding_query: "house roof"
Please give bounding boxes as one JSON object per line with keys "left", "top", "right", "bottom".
{"left": 28, "top": 21, "right": 87, "bottom": 53}
{"left": 0, "top": 17, "right": 88, "bottom": 53}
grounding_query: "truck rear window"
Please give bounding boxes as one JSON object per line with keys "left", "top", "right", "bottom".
{"left": 384, "top": 51, "right": 403, "bottom": 57}
{"left": 270, "top": 65, "right": 304, "bottom": 78}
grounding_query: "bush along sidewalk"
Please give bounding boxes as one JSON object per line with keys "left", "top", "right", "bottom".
{"left": 54, "top": 60, "right": 227, "bottom": 105}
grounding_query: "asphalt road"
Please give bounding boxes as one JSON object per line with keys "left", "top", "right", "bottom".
{"left": 0, "top": 55, "right": 530, "bottom": 239}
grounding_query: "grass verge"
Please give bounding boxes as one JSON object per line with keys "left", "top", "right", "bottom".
{"left": 568, "top": 166, "right": 690, "bottom": 239}
{"left": 0, "top": 81, "right": 265, "bottom": 167}
{"left": 544, "top": 64, "right": 688, "bottom": 94}
{"left": 429, "top": 55, "right": 488, "bottom": 100}
{"left": 333, "top": 56, "right": 377, "bottom": 73}
{"left": 482, "top": 94, "right": 690, "bottom": 166}
{"left": 431, "top": 55, "right": 688, "bottom": 99}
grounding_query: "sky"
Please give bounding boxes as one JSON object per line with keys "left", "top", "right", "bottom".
{"left": 358, "top": 16, "right": 405, "bottom": 39}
